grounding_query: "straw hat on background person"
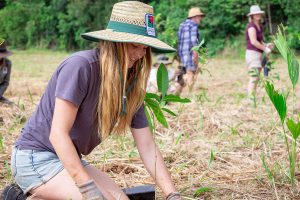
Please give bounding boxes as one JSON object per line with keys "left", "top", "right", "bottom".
{"left": 188, "top": 7, "right": 205, "bottom": 18}
{"left": 82, "top": 1, "right": 175, "bottom": 53}
{"left": 247, "top": 5, "right": 265, "bottom": 16}
{"left": 0, "top": 42, "right": 12, "bottom": 59}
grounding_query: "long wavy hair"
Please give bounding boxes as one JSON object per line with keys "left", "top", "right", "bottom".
{"left": 97, "top": 41, "right": 151, "bottom": 140}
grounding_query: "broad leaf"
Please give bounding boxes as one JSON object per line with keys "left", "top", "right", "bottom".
{"left": 287, "top": 51, "right": 299, "bottom": 87}
{"left": 274, "top": 25, "right": 288, "bottom": 61}
{"left": 157, "top": 63, "right": 169, "bottom": 97}
{"left": 163, "top": 94, "right": 191, "bottom": 103}
{"left": 145, "top": 98, "right": 168, "bottom": 128}
{"left": 286, "top": 118, "right": 300, "bottom": 140}
{"left": 145, "top": 92, "right": 161, "bottom": 101}
{"left": 162, "top": 108, "right": 177, "bottom": 117}
{"left": 264, "top": 81, "right": 287, "bottom": 124}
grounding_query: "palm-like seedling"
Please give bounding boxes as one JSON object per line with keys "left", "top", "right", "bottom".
{"left": 264, "top": 25, "right": 300, "bottom": 185}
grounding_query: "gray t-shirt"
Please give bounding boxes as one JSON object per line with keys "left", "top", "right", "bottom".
{"left": 16, "top": 49, "right": 148, "bottom": 156}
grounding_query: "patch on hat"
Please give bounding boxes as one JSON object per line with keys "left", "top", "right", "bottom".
{"left": 145, "top": 14, "right": 155, "bottom": 37}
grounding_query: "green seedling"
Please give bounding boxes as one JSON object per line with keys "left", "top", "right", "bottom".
{"left": 208, "top": 148, "right": 214, "bottom": 167}
{"left": 264, "top": 25, "right": 300, "bottom": 186}
{"left": 260, "top": 154, "right": 279, "bottom": 198}
{"left": 193, "top": 187, "right": 213, "bottom": 197}
{"left": 286, "top": 118, "right": 300, "bottom": 184}
{"left": 175, "top": 134, "right": 182, "bottom": 145}
{"left": 128, "top": 149, "right": 138, "bottom": 158}
{"left": 144, "top": 63, "right": 190, "bottom": 131}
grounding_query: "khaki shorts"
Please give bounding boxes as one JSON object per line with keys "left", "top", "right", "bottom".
{"left": 246, "top": 50, "right": 263, "bottom": 68}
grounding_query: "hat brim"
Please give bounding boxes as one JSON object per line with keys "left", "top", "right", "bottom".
{"left": 0, "top": 51, "right": 12, "bottom": 59}
{"left": 247, "top": 11, "right": 265, "bottom": 16}
{"left": 82, "top": 30, "right": 176, "bottom": 53}
{"left": 188, "top": 13, "right": 205, "bottom": 18}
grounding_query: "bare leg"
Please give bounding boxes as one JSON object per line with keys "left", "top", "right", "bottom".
{"left": 248, "top": 67, "right": 262, "bottom": 97}
{"left": 28, "top": 165, "right": 128, "bottom": 200}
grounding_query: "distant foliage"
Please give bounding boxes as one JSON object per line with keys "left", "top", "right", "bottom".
{"left": 152, "top": 0, "right": 300, "bottom": 55}
{"left": 0, "top": 0, "right": 299, "bottom": 52}
{"left": 0, "top": 0, "right": 121, "bottom": 50}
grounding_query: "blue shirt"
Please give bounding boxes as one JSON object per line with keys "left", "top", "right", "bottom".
{"left": 177, "top": 19, "right": 200, "bottom": 68}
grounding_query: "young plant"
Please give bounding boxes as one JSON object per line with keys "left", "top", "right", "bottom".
{"left": 144, "top": 63, "right": 190, "bottom": 198}
{"left": 264, "top": 25, "right": 300, "bottom": 185}
{"left": 144, "top": 63, "right": 190, "bottom": 132}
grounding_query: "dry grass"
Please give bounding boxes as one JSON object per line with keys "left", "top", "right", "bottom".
{"left": 0, "top": 50, "right": 300, "bottom": 199}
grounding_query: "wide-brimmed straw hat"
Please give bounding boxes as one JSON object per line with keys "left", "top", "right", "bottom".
{"left": 81, "top": 1, "right": 175, "bottom": 53}
{"left": 0, "top": 42, "right": 12, "bottom": 59}
{"left": 188, "top": 7, "right": 205, "bottom": 18}
{"left": 247, "top": 5, "right": 265, "bottom": 16}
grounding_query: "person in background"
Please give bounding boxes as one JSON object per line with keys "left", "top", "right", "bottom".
{"left": 147, "top": 54, "right": 177, "bottom": 94}
{"left": 245, "top": 5, "right": 274, "bottom": 98}
{"left": 9, "top": 1, "right": 181, "bottom": 200}
{"left": 177, "top": 7, "right": 204, "bottom": 92}
{"left": 0, "top": 41, "right": 13, "bottom": 105}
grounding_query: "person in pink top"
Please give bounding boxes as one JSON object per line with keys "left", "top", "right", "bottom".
{"left": 245, "top": 5, "right": 274, "bottom": 98}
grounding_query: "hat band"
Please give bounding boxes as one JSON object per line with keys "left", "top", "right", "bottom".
{"left": 107, "top": 21, "right": 156, "bottom": 38}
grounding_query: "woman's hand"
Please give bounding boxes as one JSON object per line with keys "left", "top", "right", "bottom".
{"left": 267, "top": 43, "right": 274, "bottom": 50}
{"left": 131, "top": 127, "right": 177, "bottom": 198}
{"left": 78, "top": 180, "right": 106, "bottom": 200}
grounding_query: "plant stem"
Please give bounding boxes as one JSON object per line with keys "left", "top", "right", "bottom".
{"left": 291, "top": 139, "right": 296, "bottom": 185}
{"left": 292, "top": 86, "right": 295, "bottom": 118}
{"left": 282, "top": 125, "right": 291, "bottom": 160}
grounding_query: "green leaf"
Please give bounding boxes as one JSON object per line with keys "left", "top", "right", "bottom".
{"left": 260, "top": 154, "right": 273, "bottom": 180}
{"left": 0, "top": 38, "right": 4, "bottom": 45}
{"left": 157, "top": 63, "right": 169, "bottom": 97}
{"left": 145, "top": 92, "right": 161, "bottom": 101}
{"left": 175, "top": 134, "right": 182, "bottom": 145}
{"left": 287, "top": 51, "right": 299, "bottom": 87}
{"left": 163, "top": 94, "right": 191, "bottom": 103}
{"left": 264, "top": 81, "right": 287, "bottom": 124}
{"left": 193, "top": 187, "right": 213, "bottom": 197}
{"left": 191, "top": 39, "right": 205, "bottom": 52}
{"left": 274, "top": 25, "right": 288, "bottom": 61}
{"left": 208, "top": 149, "right": 214, "bottom": 166}
{"left": 162, "top": 108, "right": 177, "bottom": 116}
{"left": 145, "top": 98, "right": 168, "bottom": 128}
{"left": 144, "top": 105, "right": 154, "bottom": 132}
{"left": 286, "top": 118, "right": 300, "bottom": 140}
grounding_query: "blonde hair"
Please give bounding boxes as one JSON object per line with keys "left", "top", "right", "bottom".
{"left": 97, "top": 41, "right": 151, "bottom": 139}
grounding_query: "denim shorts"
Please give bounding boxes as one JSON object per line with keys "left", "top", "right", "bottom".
{"left": 11, "top": 146, "right": 88, "bottom": 194}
